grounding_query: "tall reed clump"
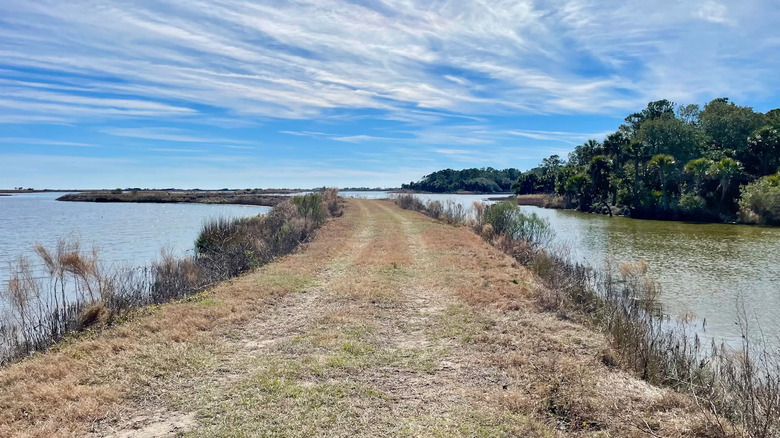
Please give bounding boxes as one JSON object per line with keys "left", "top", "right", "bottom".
{"left": 390, "top": 193, "right": 469, "bottom": 226}
{"left": 0, "top": 191, "right": 344, "bottom": 365}
{"left": 393, "top": 197, "right": 780, "bottom": 437}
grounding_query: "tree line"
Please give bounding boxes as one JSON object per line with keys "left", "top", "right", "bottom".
{"left": 513, "top": 98, "right": 780, "bottom": 224}
{"left": 401, "top": 167, "right": 520, "bottom": 193}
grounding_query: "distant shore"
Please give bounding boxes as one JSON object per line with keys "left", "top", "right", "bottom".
{"left": 57, "top": 190, "right": 293, "bottom": 207}
{"left": 0, "top": 189, "right": 83, "bottom": 194}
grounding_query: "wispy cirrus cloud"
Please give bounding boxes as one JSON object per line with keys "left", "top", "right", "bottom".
{"left": 148, "top": 148, "right": 204, "bottom": 153}
{"left": 0, "top": 138, "right": 98, "bottom": 147}
{"left": 1, "top": 0, "right": 777, "bottom": 126}
{"left": 1, "top": 0, "right": 778, "bottom": 188}
{"left": 103, "top": 127, "right": 252, "bottom": 145}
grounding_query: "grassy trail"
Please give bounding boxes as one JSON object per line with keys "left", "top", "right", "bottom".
{"left": 1, "top": 199, "right": 708, "bottom": 437}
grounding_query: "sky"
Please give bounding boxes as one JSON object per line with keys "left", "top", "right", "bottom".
{"left": 1, "top": 0, "right": 779, "bottom": 189}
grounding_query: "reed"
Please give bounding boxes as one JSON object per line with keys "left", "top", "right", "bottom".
{"left": 0, "top": 192, "right": 344, "bottom": 365}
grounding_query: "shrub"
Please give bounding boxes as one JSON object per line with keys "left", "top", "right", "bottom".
{"left": 292, "top": 193, "right": 325, "bottom": 225}
{"left": 426, "top": 200, "right": 443, "bottom": 219}
{"left": 739, "top": 173, "right": 780, "bottom": 225}
{"left": 441, "top": 200, "right": 467, "bottom": 225}
{"left": 321, "top": 188, "right": 343, "bottom": 217}
{"left": 678, "top": 193, "right": 707, "bottom": 216}
{"left": 392, "top": 193, "right": 426, "bottom": 212}
{"left": 482, "top": 202, "right": 554, "bottom": 248}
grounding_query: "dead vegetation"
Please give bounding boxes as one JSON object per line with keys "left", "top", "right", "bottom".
{"left": 0, "top": 197, "right": 775, "bottom": 437}
{"left": 0, "top": 189, "right": 343, "bottom": 365}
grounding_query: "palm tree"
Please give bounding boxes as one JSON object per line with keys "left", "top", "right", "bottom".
{"left": 684, "top": 158, "right": 713, "bottom": 194}
{"left": 709, "top": 158, "right": 744, "bottom": 208}
{"left": 650, "top": 154, "right": 675, "bottom": 210}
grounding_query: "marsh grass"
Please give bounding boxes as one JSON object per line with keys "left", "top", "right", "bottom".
{"left": 393, "top": 195, "right": 780, "bottom": 438}
{"left": 0, "top": 191, "right": 344, "bottom": 365}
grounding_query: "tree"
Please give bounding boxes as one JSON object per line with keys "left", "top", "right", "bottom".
{"left": 745, "top": 126, "right": 780, "bottom": 177}
{"left": 649, "top": 154, "right": 675, "bottom": 211}
{"left": 565, "top": 173, "right": 591, "bottom": 211}
{"left": 603, "top": 130, "right": 630, "bottom": 204}
{"left": 540, "top": 154, "right": 564, "bottom": 192}
{"left": 765, "top": 108, "right": 780, "bottom": 128}
{"left": 738, "top": 171, "right": 780, "bottom": 225}
{"left": 512, "top": 172, "right": 540, "bottom": 195}
{"left": 677, "top": 103, "right": 701, "bottom": 125}
{"left": 709, "top": 157, "right": 744, "bottom": 208}
{"left": 700, "top": 98, "right": 764, "bottom": 160}
{"left": 569, "top": 139, "right": 603, "bottom": 167}
{"left": 625, "top": 99, "right": 676, "bottom": 133}
{"left": 638, "top": 117, "right": 702, "bottom": 164}
{"left": 589, "top": 155, "right": 613, "bottom": 215}
{"left": 684, "top": 158, "right": 713, "bottom": 195}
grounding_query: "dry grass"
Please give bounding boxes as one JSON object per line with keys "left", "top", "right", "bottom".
{"left": 0, "top": 199, "right": 723, "bottom": 437}
{"left": 0, "top": 201, "right": 353, "bottom": 437}
{"left": 1, "top": 191, "right": 344, "bottom": 365}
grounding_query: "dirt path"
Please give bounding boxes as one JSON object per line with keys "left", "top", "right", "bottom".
{"left": 1, "top": 199, "right": 710, "bottom": 437}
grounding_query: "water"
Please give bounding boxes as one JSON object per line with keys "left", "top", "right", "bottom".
{"left": 514, "top": 206, "right": 780, "bottom": 346}
{"left": 372, "top": 191, "right": 779, "bottom": 346}
{"left": 3, "top": 191, "right": 778, "bottom": 346}
{"left": 0, "top": 193, "right": 270, "bottom": 284}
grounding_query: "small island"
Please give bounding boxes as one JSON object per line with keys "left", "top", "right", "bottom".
{"left": 57, "top": 189, "right": 296, "bottom": 207}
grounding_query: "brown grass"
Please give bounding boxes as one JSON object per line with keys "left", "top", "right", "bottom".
{"left": 0, "top": 199, "right": 725, "bottom": 437}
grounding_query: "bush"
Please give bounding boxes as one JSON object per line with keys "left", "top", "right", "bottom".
{"left": 482, "top": 202, "right": 554, "bottom": 248}
{"left": 678, "top": 193, "right": 708, "bottom": 218}
{"left": 321, "top": 188, "right": 343, "bottom": 217}
{"left": 292, "top": 193, "right": 325, "bottom": 225}
{"left": 392, "top": 193, "right": 426, "bottom": 212}
{"left": 739, "top": 173, "right": 780, "bottom": 225}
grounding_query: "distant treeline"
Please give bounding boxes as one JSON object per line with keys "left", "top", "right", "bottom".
{"left": 514, "top": 98, "right": 780, "bottom": 224}
{"left": 405, "top": 98, "right": 780, "bottom": 224}
{"left": 401, "top": 168, "right": 520, "bottom": 193}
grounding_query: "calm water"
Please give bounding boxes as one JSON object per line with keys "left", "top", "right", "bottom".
{"left": 2, "top": 191, "right": 778, "bottom": 345}
{"left": 0, "top": 193, "right": 269, "bottom": 284}
{"left": 380, "top": 192, "right": 779, "bottom": 346}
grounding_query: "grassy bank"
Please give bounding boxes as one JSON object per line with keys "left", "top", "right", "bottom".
{"left": 392, "top": 193, "right": 780, "bottom": 437}
{"left": 0, "top": 189, "right": 342, "bottom": 365}
{"left": 511, "top": 194, "right": 565, "bottom": 208}
{"left": 56, "top": 189, "right": 292, "bottom": 206}
{"left": 3, "top": 197, "right": 777, "bottom": 437}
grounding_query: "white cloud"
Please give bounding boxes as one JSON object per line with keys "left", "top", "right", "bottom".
{"left": 0, "top": 0, "right": 776, "bottom": 126}
{"left": 148, "top": 148, "right": 204, "bottom": 153}
{"left": 331, "top": 135, "right": 400, "bottom": 143}
{"left": 695, "top": 1, "right": 734, "bottom": 25}
{"left": 0, "top": 138, "right": 97, "bottom": 147}
{"left": 103, "top": 127, "right": 251, "bottom": 145}
{"left": 504, "top": 129, "right": 612, "bottom": 143}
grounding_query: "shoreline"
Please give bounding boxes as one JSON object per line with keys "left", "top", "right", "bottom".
{"left": 56, "top": 190, "right": 291, "bottom": 207}
{"left": 504, "top": 194, "right": 777, "bottom": 227}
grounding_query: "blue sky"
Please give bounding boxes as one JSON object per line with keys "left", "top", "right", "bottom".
{"left": 1, "top": 0, "right": 779, "bottom": 189}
